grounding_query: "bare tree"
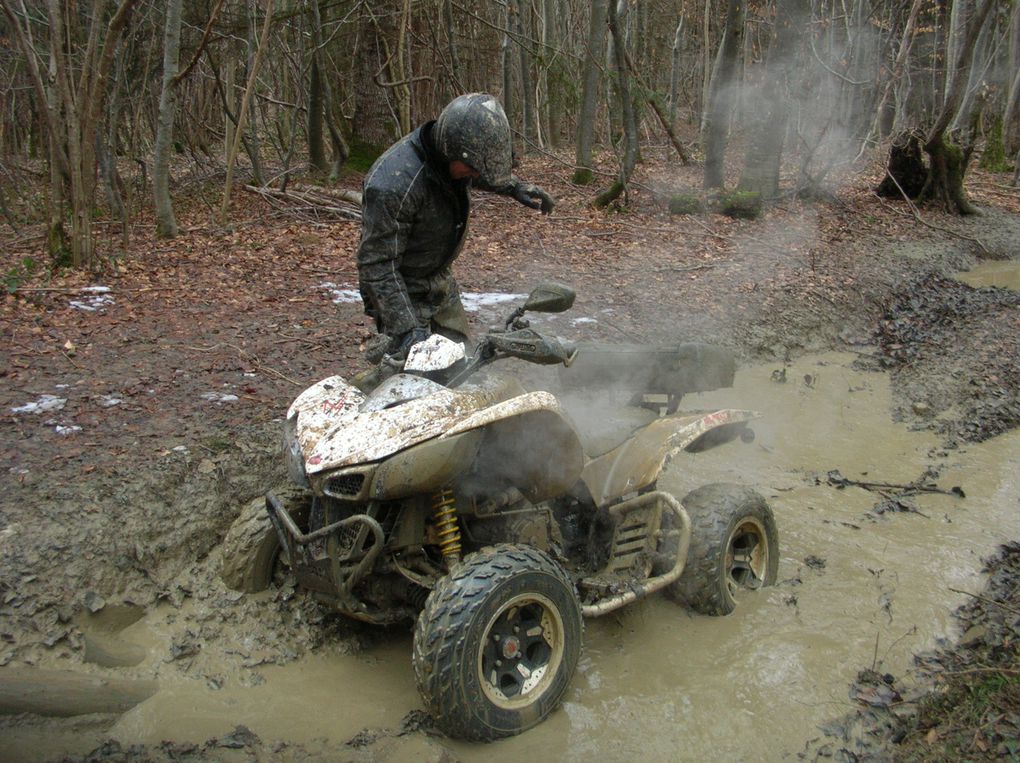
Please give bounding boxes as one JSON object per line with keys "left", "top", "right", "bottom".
{"left": 574, "top": 0, "right": 608, "bottom": 184}
{"left": 702, "top": 0, "right": 744, "bottom": 190}
{"left": 154, "top": 0, "right": 184, "bottom": 238}
{"left": 592, "top": 0, "right": 637, "bottom": 208}
{"left": 920, "top": 0, "right": 997, "bottom": 213}
{"left": 220, "top": 0, "right": 276, "bottom": 223}
{"left": 738, "top": 0, "right": 809, "bottom": 199}
{"left": 3, "top": 0, "right": 138, "bottom": 265}
{"left": 668, "top": 16, "right": 684, "bottom": 128}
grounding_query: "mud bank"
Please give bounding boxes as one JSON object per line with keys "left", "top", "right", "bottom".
{"left": 811, "top": 541, "right": 1020, "bottom": 761}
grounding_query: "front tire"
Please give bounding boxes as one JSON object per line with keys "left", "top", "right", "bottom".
{"left": 412, "top": 544, "right": 582, "bottom": 741}
{"left": 667, "top": 483, "right": 779, "bottom": 615}
{"left": 221, "top": 486, "right": 311, "bottom": 593}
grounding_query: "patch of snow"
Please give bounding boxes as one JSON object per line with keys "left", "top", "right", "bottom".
{"left": 461, "top": 292, "right": 526, "bottom": 311}
{"left": 201, "top": 392, "right": 239, "bottom": 404}
{"left": 571, "top": 317, "right": 598, "bottom": 326}
{"left": 70, "top": 289, "right": 115, "bottom": 312}
{"left": 99, "top": 396, "right": 123, "bottom": 407}
{"left": 314, "top": 282, "right": 527, "bottom": 313}
{"left": 172, "top": 445, "right": 189, "bottom": 453}
{"left": 11, "top": 395, "right": 67, "bottom": 414}
{"left": 317, "top": 282, "right": 362, "bottom": 305}
{"left": 54, "top": 424, "right": 82, "bottom": 435}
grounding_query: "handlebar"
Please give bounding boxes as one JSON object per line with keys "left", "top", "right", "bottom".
{"left": 486, "top": 329, "right": 577, "bottom": 366}
{"left": 445, "top": 328, "right": 576, "bottom": 387}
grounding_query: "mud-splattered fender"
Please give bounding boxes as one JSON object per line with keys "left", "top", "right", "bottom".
{"left": 442, "top": 390, "right": 564, "bottom": 437}
{"left": 580, "top": 409, "right": 759, "bottom": 507}
{"left": 298, "top": 376, "right": 519, "bottom": 475}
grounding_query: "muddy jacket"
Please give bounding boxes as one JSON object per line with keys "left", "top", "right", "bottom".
{"left": 356, "top": 122, "right": 516, "bottom": 342}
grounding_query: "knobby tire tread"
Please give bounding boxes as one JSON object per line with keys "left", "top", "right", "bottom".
{"left": 221, "top": 486, "right": 309, "bottom": 593}
{"left": 668, "top": 482, "right": 778, "bottom": 616}
{"left": 412, "top": 543, "right": 581, "bottom": 742}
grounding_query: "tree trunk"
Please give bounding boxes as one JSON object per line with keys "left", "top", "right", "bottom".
{"left": 701, "top": 0, "right": 712, "bottom": 129}
{"left": 1, "top": 0, "right": 70, "bottom": 259}
{"left": 541, "top": 0, "right": 564, "bottom": 147}
{"left": 502, "top": 3, "right": 514, "bottom": 131}
{"left": 592, "top": 0, "right": 637, "bottom": 208}
{"left": 922, "top": 137, "right": 980, "bottom": 214}
{"left": 738, "top": 0, "right": 807, "bottom": 199}
{"left": 395, "top": 0, "right": 412, "bottom": 134}
{"left": 45, "top": 0, "right": 136, "bottom": 266}
{"left": 871, "top": 0, "right": 925, "bottom": 141}
{"left": 703, "top": 0, "right": 744, "bottom": 190}
{"left": 921, "top": 0, "right": 996, "bottom": 214}
{"left": 1005, "top": 5, "right": 1020, "bottom": 157}
{"left": 242, "top": 0, "right": 266, "bottom": 186}
{"left": 220, "top": 0, "right": 275, "bottom": 223}
{"left": 514, "top": 1, "right": 537, "bottom": 147}
{"left": 46, "top": 40, "right": 68, "bottom": 262}
{"left": 154, "top": 0, "right": 182, "bottom": 238}
{"left": 307, "top": 57, "right": 328, "bottom": 173}
{"left": 574, "top": 0, "right": 608, "bottom": 184}
{"left": 308, "top": 0, "right": 348, "bottom": 179}
{"left": 668, "top": 17, "right": 684, "bottom": 128}
{"left": 951, "top": 1, "right": 992, "bottom": 132}
{"left": 444, "top": 0, "right": 462, "bottom": 86}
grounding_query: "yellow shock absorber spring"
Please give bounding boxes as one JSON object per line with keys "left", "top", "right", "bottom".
{"left": 432, "top": 488, "right": 462, "bottom": 564}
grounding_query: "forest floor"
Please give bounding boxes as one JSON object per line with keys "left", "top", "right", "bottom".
{"left": 1, "top": 149, "right": 1019, "bottom": 761}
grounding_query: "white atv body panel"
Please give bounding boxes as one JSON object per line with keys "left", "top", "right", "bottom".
{"left": 403, "top": 334, "right": 466, "bottom": 372}
{"left": 290, "top": 374, "right": 544, "bottom": 475}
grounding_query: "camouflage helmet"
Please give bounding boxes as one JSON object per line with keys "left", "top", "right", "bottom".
{"left": 433, "top": 93, "right": 513, "bottom": 187}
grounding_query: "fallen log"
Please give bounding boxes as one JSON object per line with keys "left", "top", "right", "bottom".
{"left": 0, "top": 668, "right": 158, "bottom": 717}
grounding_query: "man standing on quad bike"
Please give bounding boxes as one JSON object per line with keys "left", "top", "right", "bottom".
{"left": 354, "top": 93, "right": 554, "bottom": 390}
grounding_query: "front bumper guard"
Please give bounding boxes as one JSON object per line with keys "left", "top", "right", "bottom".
{"left": 265, "top": 492, "right": 384, "bottom": 616}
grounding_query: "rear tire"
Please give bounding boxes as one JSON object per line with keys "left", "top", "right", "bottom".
{"left": 221, "top": 486, "right": 311, "bottom": 593}
{"left": 412, "top": 544, "right": 582, "bottom": 741}
{"left": 667, "top": 483, "right": 779, "bottom": 615}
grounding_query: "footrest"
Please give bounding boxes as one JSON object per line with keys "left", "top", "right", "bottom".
{"left": 578, "top": 491, "right": 691, "bottom": 617}
{"left": 582, "top": 498, "right": 664, "bottom": 590}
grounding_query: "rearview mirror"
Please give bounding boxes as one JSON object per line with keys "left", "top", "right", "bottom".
{"left": 523, "top": 282, "right": 575, "bottom": 314}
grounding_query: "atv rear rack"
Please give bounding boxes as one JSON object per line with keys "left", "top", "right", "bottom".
{"left": 579, "top": 490, "right": 691, "bottom": 617}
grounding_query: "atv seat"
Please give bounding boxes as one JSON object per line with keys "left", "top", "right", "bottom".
{"left": 559, "top": 397, "right": 659, "bottom": 458}
{"left": 559, "top": 343, "right": 736, "bottom": 398}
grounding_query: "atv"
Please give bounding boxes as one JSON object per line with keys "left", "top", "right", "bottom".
{"left": 221, "top": 283, "right": 779, "bottom": 741}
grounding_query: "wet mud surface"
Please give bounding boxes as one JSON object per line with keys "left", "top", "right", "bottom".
{"left": 811, "top": 541, "right": 1020, "bottom": 761}
{"left": 2, "top": 170, "right": 1020, "bottom": 760}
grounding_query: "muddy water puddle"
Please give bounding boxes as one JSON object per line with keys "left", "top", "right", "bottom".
{"left": 5, "top": 353, "right": 1019, "bottom": 762}
{"left": 954, "top": 259, "right": 1020, "bottom": 290}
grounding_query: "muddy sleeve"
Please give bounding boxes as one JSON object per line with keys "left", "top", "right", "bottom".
{"left": 472, "top": 174, "right": 521, "bottom": 196}
{"left": 356, "top": 185, "right": 422, "bottom": 340}
{"left": 474, "top": 175, "right": 554, "bottom": 214}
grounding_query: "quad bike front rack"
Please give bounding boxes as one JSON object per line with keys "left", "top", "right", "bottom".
{"left": 579, "top": 490, "right": 691, "bottom": 617}
{"left": 266, "top": 492, "right": 384, "bottom": 616}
